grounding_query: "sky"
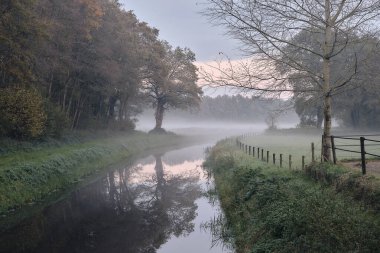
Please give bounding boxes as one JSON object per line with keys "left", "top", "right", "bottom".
{"left": 120, "top": 0, "right": 242, "bottom": 62}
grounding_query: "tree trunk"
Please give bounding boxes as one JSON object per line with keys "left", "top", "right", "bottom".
{"left": 316, "top": 106, "right": 323, "bottom": 129}
{"left": 154, "top": 154, "right": 166, "bottom": 201}
{"left": 155, "top": 102, "right": 165, "bottom": 129}
{"left": 48, "top": 72, "right": 53, "bottom": 99}
{"left": 322, "top": 0, "right": 333, "bottom": 162}
{"left": 350, "top": 106, "right": 360, "bottom": 129}
{"left": 62, "top": 71, "right": 71, "bottom": 111}
{"left": 71, "top": 93, "right": 81, "bottom": 130}
{"left": 108, "top": 95, "right": 117, "bottom": 119}
{"left": 62, "top": 83, "right": 68, "bottom": 112}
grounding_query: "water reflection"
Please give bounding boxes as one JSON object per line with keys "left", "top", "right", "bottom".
{"left": 0, "top": 153, "right": 202, "bottom": 253}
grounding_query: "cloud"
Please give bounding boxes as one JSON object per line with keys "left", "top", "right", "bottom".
{"left": 195, "top": 57, "right": 293, "bottom": 98}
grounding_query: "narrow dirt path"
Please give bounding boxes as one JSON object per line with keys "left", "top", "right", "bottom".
{"left": 342, "top": 160, "right": 380, "bottom": 177}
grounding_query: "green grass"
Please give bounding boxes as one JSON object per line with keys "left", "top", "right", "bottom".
{"left": 204, "top": 140, "right": 380, "bottom": 253}
{"left": 241, "top": 133, "right": 321, "bottom": 169}
{"left": 240, "top": 129, "right": 380, "bottom": 171}
{"left": 306, "top": 162, "right": 380, "bottom": 212}
{"left": 0, "top": 131, "right": 184, "bottom": 214}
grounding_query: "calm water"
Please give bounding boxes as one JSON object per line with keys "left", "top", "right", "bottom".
{"left": 0, "top": 144, "right": 232, "bottom": 253}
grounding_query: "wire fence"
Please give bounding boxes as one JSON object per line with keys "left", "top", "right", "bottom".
{"left": 331, "top": 135, "right": 380, "bottom": 175}
{"left": 234, "top": 133, "right": 380, "bottom": 175}
{"left": 235, "top": 133, "right": 319, "bottom": 171}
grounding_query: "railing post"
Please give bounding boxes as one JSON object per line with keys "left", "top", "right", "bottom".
{"left": 253, "top": 147, "right": 255, "bottom": 157}
{"left": 273, "top": 153, "right": 276, "bottom": 165}
{"left": 257, "top": 148, "right": 260, "bottom": 159}
{"left": 289, "top": 155, "right": 292, "bottom": 170}
{"left": 266, "top": 151, "right": 269, "bottom": 163}
{"left": 331, "top": 136, "right": 337, "bottom": 164}
{"left": 261, "top": 149, "right": 264, "bottom": 161}
{"left": 360, "top": 137, "right": 366, "bottom": 175}
{"left": 249, "top": 146, "right": 251, "bottom": 155}
{"left": 311, "top": 142, "right": 315, "bottom": 162}
{"left": 280, "top": 154, "right": 283, "bottom": 168}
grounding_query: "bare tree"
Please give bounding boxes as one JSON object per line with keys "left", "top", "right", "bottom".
{"left": 201, "top": 0, "right": 380, "bottom": 161}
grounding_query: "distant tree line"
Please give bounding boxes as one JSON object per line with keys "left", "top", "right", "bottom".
{"left": 169, "top": 92, "right": 380, "bottom": 130}
{"left": 0, "top": 0, "right": 201, "bottom": 139}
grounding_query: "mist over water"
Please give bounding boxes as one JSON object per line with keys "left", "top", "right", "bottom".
{"left": 135, "top": 109, "right": 298, "bottom": 138}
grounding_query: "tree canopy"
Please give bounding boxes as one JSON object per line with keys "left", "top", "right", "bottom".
{"left": 142, "top": 43, "right": 202, "bottom": 131}
{"left": 0, "top": 0, "right": 202, "bottom": 139}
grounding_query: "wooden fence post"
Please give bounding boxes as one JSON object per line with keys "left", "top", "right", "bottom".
{"left": 249, "top": 146, "right": 251, "bottom": 155}
{"left": 360, "top": 137, "right": 366, "bottom": 175}
{"left": 257, "top": 148, "right": 260, "bottom": 159}
{"left": 331, "top": 136, "right": 337, "bottom": 164}
{"left": 311, "top": 142, "right": 315, "bottom": 162}
{"left": 280, "top": 154, "right": 283, "bottom": 168}
{"left": 302, "top": 156, "right": 305, "bottom": 170}
{"left": 261, "top": 149, "right": 264, "bottom": 161}
{"left": 253, "top": 147, "right": 255, "bottom": 157}
{"left": 266, "top": 151, "right": 269, "bottom": 163}
{"left": 273, "top": 153, "right": 276, "bottom": 165}
{"left": 289, "top": 155, "right": 292, "bottom": 170}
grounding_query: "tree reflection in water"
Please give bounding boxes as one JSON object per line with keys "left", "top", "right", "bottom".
{"left": 0, "top": 153, "right": 202, "bottom": 253}
{"left": 200, "top": 166, "right": 234, "bottom": 252}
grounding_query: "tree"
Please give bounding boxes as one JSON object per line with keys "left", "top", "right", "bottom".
{"left": 287, "top": 32, "right": 380, "bottom": 129}
{"left": 32, "top": 0, "right": 158, "bottom": 131}
{"left": 0, "top": 0, "right": 43, "bottom": 88}
{"left": 202, "top": 0, "right": 380, "bottom": 161}
{"left": 333, "top": 39, "right": 380, "bottom": 129}
{"left": 143, "top": 43, "right": 203, "bottom": 131}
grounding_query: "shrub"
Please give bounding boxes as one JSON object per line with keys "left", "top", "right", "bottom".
{"left": 0, "top": 87, "right": 46, "bottom": 139}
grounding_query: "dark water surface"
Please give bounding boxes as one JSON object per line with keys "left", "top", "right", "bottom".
{"left": 0, "top": 144, "right": 232, "bottom": 253}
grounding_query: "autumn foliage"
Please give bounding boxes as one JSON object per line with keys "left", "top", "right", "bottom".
{"left": 0, "top": 88, "right": 46, "bottom": 139}
{"left": 0, "top": 0, "right": 201, "bottom": 139}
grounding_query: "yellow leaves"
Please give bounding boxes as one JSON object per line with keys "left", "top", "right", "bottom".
{"left": 0, "top": 87, "right": 46, "bottom": 139}
{"left": 75, "top": 0, "right": 104, "bottom": 39}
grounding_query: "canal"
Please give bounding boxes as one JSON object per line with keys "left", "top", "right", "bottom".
{"left": 0, "top": 144, "right": 232, "bottom": 253}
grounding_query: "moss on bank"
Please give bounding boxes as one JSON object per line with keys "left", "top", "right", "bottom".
{"left": 0, "top": 131, "right": 184, "bottom": 214}
{"left": 204, "top": 140, "right": 380, "bottom": 253}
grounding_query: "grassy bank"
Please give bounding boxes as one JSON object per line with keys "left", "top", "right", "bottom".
{"left": 306, "top": 162, "right": 380, "bottom": 212}
{"left": 204, "top": 140, "right": 380, "bottom": 253}
{"left": 0, "top": 131, "right": 185, "bottom": 214}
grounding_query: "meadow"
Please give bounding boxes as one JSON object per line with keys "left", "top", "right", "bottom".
{"left": 239, "top": 128, "right": 380, "bottom": 173}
